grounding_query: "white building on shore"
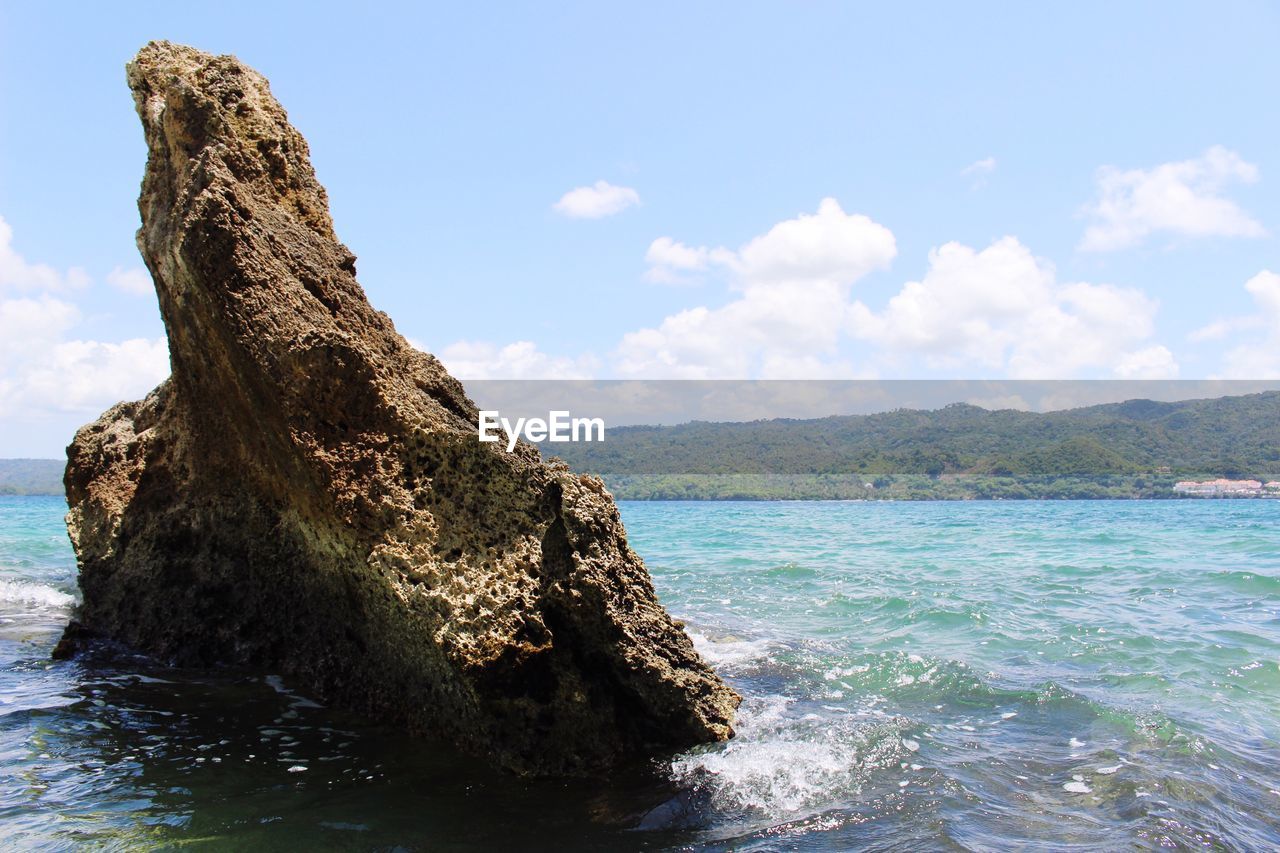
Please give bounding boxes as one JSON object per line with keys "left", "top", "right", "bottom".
{"left": 1173, "top": 479, "right": 1267, "bottom": 497}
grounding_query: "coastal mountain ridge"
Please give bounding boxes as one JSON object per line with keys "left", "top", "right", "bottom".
{"left": 544, "top": 389, "right": 1280, "bottom": 499}
{"left": 0, "top": 459, "right": 65, "bottom": 496}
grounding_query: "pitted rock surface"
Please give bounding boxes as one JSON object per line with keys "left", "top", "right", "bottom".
{"left": 58, "top": 41, "right": 738, "bottom": 775}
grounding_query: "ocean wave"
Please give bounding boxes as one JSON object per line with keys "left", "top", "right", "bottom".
{"left": 1206, "top": 569, "right": 1280, "bottom": 593}
{"left": 668, "top": 694, "right": 907, "bottom": 818}
{"left": 0, "top": 579, "right": 75, "bottom": 610}
{"left": 688, "top": 631, "right": 782, "bottom": 673}
{"left": 819, "top": 650, "right": 996, "bottom": 703}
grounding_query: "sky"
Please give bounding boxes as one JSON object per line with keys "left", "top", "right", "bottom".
{"left": 2, "top": 2, "right": 1279, "bottom": 455}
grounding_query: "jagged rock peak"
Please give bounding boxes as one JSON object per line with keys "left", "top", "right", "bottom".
{"left": 58, "top": 41, "right": 738, "bottom": 775}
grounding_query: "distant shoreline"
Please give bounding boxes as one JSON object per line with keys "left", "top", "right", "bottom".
{"left": 0, "top": 459, "right": 62, "bottom": 497}
{"left": 5, "top": 459, "right": 1280, "bottom": 502}
{"left": 607, "top": 494, "right": 1280, "bottom": 502}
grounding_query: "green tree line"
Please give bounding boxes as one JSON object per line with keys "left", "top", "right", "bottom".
{"left": 545, "top": 392, "right": 1280, "bottom": 500}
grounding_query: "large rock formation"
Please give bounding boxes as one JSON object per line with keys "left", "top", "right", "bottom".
{"left": 58, "top": 41, "right": 738, "bottom": 775}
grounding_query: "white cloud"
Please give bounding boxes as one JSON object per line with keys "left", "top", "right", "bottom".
{"left": 961, "top": 156, "right": 996, "bottom": 187}
{"left": 1217, "top": 270, "right": 1280, "bottom": 378}
{"left": 552, "top": 180, "right": 640, "bottom": 219}
{"left": 0, "top": 216, "right": 170, "bottom": 448}
{"left": 627, "top": 205, "right": 1180, "bottom": 379}
{"left": 730, "top": 198, "right": 897, "bottom": 288}
{"left": 1079, "top": 146, "right": 1265, "bottom": 252}
{"left": 106, "top": 265, "right": 153, "bottom": 296}
{"left": 962, "top": 156, "right": 997, "bottom": 177}
{"left": 1113, "top": 345, "right": 1180, "bottom": 379}
{"left": 0, "top": 291, "right": 169, "bottom": 419}
{"left": 850, "top": 237, "right": 1053, "bottom": 364}
{"left": 849, "top": 236, "right": 1175, "bottom": 378}
{"left": 646, "top": 237, "right": 710, "bottom": 272}
{"left": 434, "top": 340, "right": 598, "bottom": 379}
{"left": 0, "top": 296, "right": 80, "bottom": 358}
{"left": 620, "top": 198, "right": 897, "bottom": 377}
{"left": 642, "top": 237, "right": 732, "bottom": 284}
{"left": 1187, "top": 315, "right": 1265, "bottom": 343}
{"left": 0, "top": 215, "right": 89, "bottom": 292}
{"left": 1245, "top": 268, "right": 1280, "bottom": 318}
{"left": 2, "top": 338, "right": 169, "bottom": 416}
{"left": 1188, "top": 318, "right": 1234, "bottom": 343}
{"left": 642, "top": 197, "right": 897, "bottom": 294}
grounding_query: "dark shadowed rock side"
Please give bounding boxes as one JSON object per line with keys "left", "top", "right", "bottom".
{"left": 57, "top": 41, "right": 739, "bottom": 775}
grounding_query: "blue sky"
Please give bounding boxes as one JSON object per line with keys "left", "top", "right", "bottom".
{"left": 2, "top": 2, "right": 1279, "bottom": 454}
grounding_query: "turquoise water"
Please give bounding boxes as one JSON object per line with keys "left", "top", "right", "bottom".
{"left": 2, "top": 496, "right": 1278, "bottom": 849}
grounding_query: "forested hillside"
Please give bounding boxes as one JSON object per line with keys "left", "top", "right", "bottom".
{"left": 0, "top": 459, "right": 63, "bottom": 496}
{"left": 545, "top": 391, "right": 1280, "bottom": 499}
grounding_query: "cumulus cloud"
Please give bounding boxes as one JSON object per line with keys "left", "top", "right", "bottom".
{"left": 646, "top": 237, "right": 710, "bottom": 272}
{"left": 730, "top": 198, "right": 897, "bottom": 287}
{"left": 2, "top": 337, "right": 170, "bottom": 416}
{"left": 621, "top": 198, "right": 897, "bottom": 377}
{"left": 1079, "top": 146, "right": 1265, "bottom": 252}
{"left": 0, "top": 296, "right": 80, "bottom": 358}
{"left": 0, "top": 215, "right": 89, "bottom": 292}
{"left": 434, "top": 340, "right": 598, "bottom": 380}
{"left": 1113, "top": 345, "right": 1180, "bottom": 379}
{"left": 552, "top": 180, "right": 640, "bottom": 219}
{"left": 432, "top": 200, "right": 1181, "bottom": 381}
{"left": 0, "top": 293, "right": 169, "bottom": 420}
{"left": 106, "top": 265, "right": 154, "bottom": 296}
{"left": 1245, "top": 269, "right": 1280, "bottom": 318}
{"left": 849, "top": 236, "right": 1176, "bottom": 378}
{"left": 0, "top": 216, "right": 169, "bottom": 444}
{"left": 643, "top": 197, "right": 897, "bottom": 293}
{"left": 1215, "top": 270, "right": 1280, "bottom": 378}
{"left": 627, "top": 205, "right": 1178, "bottom": 379}
{"left": 642, "top": 237, "right": 734, "bottom": 284}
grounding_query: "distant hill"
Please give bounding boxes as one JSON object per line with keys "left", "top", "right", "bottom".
{"left": 0, "top": 459, "right": 63, "bottom": 496}
{"left": 543, "top": 391, "right": 1280, "bottom": 500}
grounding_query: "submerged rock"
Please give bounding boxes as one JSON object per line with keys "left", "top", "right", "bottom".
{"left": 58, "top": 41, "right": 738, "bottom": 775}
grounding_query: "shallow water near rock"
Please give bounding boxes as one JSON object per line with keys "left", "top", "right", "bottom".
{"left": 2, "top": 495, "right": 1279, "bottom": 849}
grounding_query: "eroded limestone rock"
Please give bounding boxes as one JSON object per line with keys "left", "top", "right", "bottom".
{"left": 58, "top": 41, "right": 738, "bottom": 775}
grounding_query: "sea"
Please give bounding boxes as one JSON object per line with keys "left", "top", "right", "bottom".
{"left": 1, "top": 495, "right": 1278, "bottom": 850}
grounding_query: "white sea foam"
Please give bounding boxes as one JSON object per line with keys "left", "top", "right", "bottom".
{"left": 687, "top": 631, "right": 779, "bottom": 672}
{"left": 0, "top": 579, "right": 75, "bottom": 609}
{"left": 264, "top": 674, "right": 324, "bottom": 709}
{"left": 669, "top": 694, "right": 905, "bottom": 816}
